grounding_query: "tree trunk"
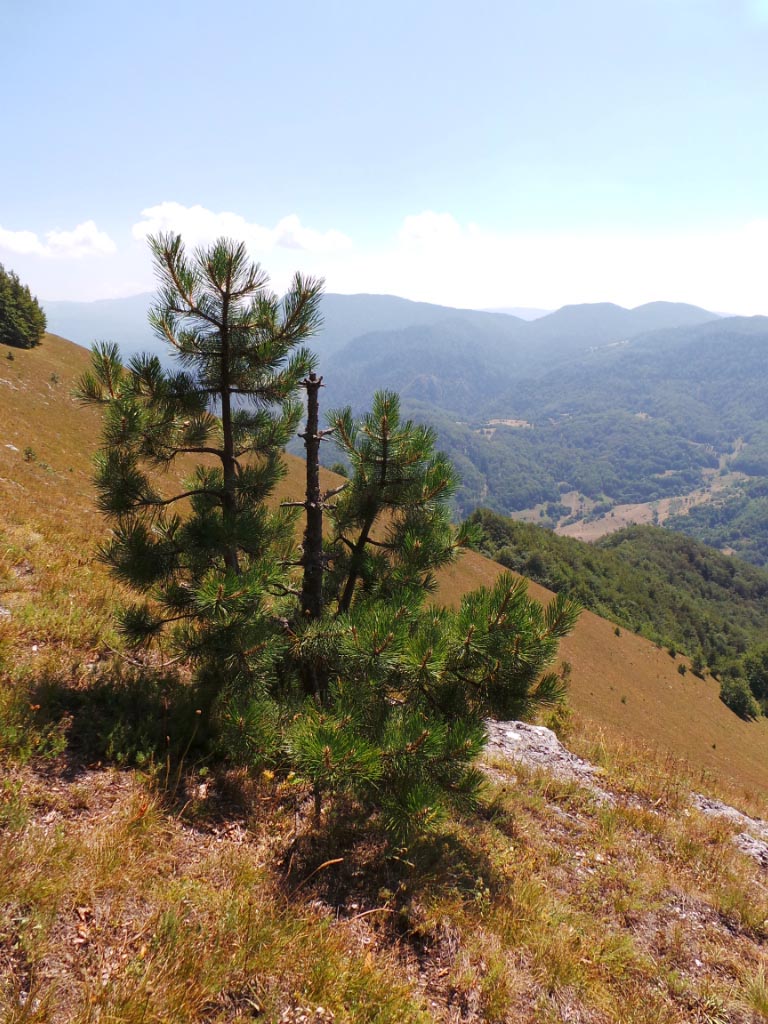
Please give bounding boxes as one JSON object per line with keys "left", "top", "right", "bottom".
{"left": 219, "top": 286, "right": 240, "bottom": 575}
{"left": 300, "top": 373, "right": 327, "bottom": 701}
{"left": 300, "top": 373, "right": 324, "bottom": 621}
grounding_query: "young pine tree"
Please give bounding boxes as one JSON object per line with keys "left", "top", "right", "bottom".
{"left": 284, "top": 391, "right": 581, "bottom": 840}
{"left": 76, "top": 233, "right": 323, "bottom": 702}
{"left": 79, "top": 235, "right": 580, "bottom": 843}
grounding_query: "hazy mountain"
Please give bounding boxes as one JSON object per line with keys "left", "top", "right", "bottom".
{"left": 484, "top": 306, "right": 551, "bottom": 320}
{"left": 319, "top": 299, "right": 722, "bottom": 414}
{"left": 320, "top": 314, "right": 529, "bottom": 414}
{"left": 499, "top": 314, "right": 768, "bottom": 434}
{"left": 319, "top": 293, "right": 522, "bottom": 357}
{"left": 45, "top": 291, "right": 718, "bottom": 381}
{"left": 44, "top": 292, "right": 156, "bottom": 360}
{"left": 517, "top": 301, "right": 720, "bottom": 364}
{"left": 44, "top": 290, "right": 525, "bottom": 364}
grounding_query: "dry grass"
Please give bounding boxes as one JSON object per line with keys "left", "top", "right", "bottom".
{"left": 4, "top": 745, "right": 768, "bottom": 1023}
{"left": 3, "top": 332, "right": 768, "bottom": 1021}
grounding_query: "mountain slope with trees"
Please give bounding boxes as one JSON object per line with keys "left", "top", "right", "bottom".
{"left": 467, "top": 509, "right": 768, "bottom": 716}
{"left": 4, "top": 330, "right": 768, "bottom": 790}
{"left": 44, "top": 290, "right": 768, "bottom": 563}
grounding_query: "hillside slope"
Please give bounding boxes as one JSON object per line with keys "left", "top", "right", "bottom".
{"left": 3, "top": 333, "right": 768, "bottom": 797}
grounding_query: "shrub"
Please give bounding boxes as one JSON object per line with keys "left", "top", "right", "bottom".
{"left": 719, "top": 676, "right": 760, "bottom": 720}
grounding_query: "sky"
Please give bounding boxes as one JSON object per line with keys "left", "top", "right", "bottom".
{"left": 2, "top": 0, "right": 768, "bottom": 312}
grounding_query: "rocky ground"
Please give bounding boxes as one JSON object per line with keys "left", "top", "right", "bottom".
{"left": 485, "top": 718, "right": 768, "bottom": 870}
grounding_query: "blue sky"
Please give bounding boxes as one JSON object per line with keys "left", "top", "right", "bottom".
{"left": 2, "top": 0, "right": 768, "bottom": 311}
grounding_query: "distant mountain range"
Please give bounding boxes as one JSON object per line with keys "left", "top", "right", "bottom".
{"left": 44, "top": 290, "right": 768, "bottom": 564}
{"left": 484, "top": 306, "right": 551, "bottom": 320}
{"left": 44, "top": 291, "right": 721, "bottom": 407}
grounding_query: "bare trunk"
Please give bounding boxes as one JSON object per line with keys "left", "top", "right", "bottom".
{"left": 300, "top": 373, "right": 324, "bottom": 621}
{"left": 299, "top": 373, "right": 327, "bottom": 701}
{"left": 220, "top": 289, "right": 240, "bottom": 575}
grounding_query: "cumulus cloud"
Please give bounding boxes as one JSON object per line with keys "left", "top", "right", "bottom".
{"left": 132, "top": 202, "right": 353, "bottom": 254}
{"left": 0, "top": 219, "right": 116, "bottom": 259}
{"left": 399, "top": 210, "right": 465, "bottom": 248}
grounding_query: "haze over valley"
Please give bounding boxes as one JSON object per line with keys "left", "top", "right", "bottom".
{"left": 45, "top": 290, "right": 768, "bottom": 566}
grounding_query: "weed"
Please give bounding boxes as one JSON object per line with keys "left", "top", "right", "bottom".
{"left": 745, "top": 965, "right": 768, "bottom": 1017}
{"left": 0, "top": 778, "right": 30, "bottom": 830}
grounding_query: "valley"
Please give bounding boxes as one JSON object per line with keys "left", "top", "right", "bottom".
{"left": 46, "top": 292, "right": 768, "bottom": 564}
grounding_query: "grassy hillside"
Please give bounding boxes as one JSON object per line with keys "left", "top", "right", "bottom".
{"left": 4, "top": 334, "right": 768, "bottom": 794}
{"left": 5, "top": 333, "right": 768, "bottom": 1021}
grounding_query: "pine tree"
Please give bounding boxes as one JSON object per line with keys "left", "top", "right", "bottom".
{"left": 80, "top": 233, "right": 580, "bottom": 844}
{"left": 284, "top": 390, "right": 580, "bottom": 840}
{"left": 327, "top": 391, "right": 469, "bottom": 613}
{"left": 76, "top": 233, "right": 323, "bottom": 700}
{"left": 0, "top": 264, "right": 47, "bottom": 349}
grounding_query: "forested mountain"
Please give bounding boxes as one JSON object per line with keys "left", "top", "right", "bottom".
{"left": 468, "top": 509, "right": 768, "bottom": 698}
{"left": 44, "top": 291, "right": 768, "bottom": 561}
{"left": 316, "top": 298, "right": 719, "bottom": 411}
{"left": 45, "top": 292, "right": 717, "bottom": 396}
{"left": 496, "top": 315, "right": 768, "bottom": 442}
{"left": 45, "top": 291, "right": 526, "bottom": 364}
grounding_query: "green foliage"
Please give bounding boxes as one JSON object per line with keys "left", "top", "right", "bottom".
{"left": 719, "top": 676, "right": 760, "bottom": 721}
{"left": 386, "top": 401, "right": 716, "bottom": 522}
{"left": 666, "top": 479, "right": 768, "bottom": 568}
{"left": 326, "top": 391, "right": 472, "bottom": 611}
{"left": 0, "top": 263, "right": 46, "bottom": 349}
{"left": 288, "top": 573, "right": 576, "bottom": 840}
{"left": 80, "top": 236, "right": 580, "bottom": 843}
{"left": 743, "top": 643, "right": 768, "bottom": 704}
{"left": 0, "top": 668, "right": 68, "bottom": 762}
{"left": 76, "top": 234, "right": 322, "bottom": 691}
{"left": 280, "top": 394, "right": 579, "bottom": 840}
{"left": 467, "top": 509, "right": 768, "bottom": 682}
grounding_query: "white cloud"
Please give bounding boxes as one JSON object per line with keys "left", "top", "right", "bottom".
{"left": 132, "top": 202, "right": 353, "bottom": 254}
{"left": 319, "top": 211, "right": 768, "bottom": 315}
{"left": 399, "top": 210, "right": 464, "bottom": 248}
{"left": 0, "top": 219, "right": 116, "bottom": 259}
